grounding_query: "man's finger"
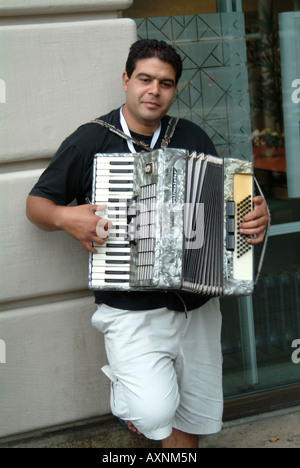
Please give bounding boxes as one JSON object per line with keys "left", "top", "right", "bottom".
{"left": 81, "top": 240, "right": 99, "bottom": 254}
{"left": 240, "top": 220, "right": 267, "bottom": 233}
{"left": 242, "top": 196, "right": 265, "bottom": 223}
{"left": 247, "top": 233, "right": 264, "bottom": 245}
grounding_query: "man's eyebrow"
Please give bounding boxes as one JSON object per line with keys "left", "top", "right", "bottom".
{"left": 136, "top": 73, "right": 175, "bottom": 86}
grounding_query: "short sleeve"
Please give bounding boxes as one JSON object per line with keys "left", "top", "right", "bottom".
{"left": 29, "top": 139, "right": 88, "bottom": 206}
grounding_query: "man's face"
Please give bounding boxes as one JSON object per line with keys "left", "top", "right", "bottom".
{"left": 122, "top": 57, "right": 177, "bottom": 133}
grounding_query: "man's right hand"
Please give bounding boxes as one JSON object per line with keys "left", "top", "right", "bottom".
{"left": 56, "top": 203, "right": 112, "bottom": 253}
{"left": 26, "top": 195, "right": 112, "bottom": 253}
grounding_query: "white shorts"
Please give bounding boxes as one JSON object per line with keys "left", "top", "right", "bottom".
{"left": 91, "top": 298, "right": 223, "bottom": 441}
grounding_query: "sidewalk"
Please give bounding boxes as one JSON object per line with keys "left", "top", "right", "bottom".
{"left": 1, "top": 406, "right": 300, "bottom": 448}
{"left": 198, "top": 406, "right": 300, "bottom": 448}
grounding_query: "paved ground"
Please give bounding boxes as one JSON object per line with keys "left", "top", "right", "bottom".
{"left": 1, "top": 406, "right": 300, "bottom": 449}
{"left": 198, "top": 407, "right": 300, "bottom": 448}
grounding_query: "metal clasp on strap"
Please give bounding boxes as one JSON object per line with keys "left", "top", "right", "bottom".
{"left": 161, "top": 117, "right": 179, "bottom": 148}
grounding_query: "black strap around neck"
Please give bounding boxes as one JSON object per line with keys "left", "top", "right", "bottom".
{"left": 161, "top": 117, "right": 179, "bottom": 148}
{"left": 89, "top": 116, "right": 179, "bottom": 151}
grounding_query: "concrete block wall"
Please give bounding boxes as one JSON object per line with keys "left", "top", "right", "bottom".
{"left": 0, "top": 0, "right": 137, "bottom": 439}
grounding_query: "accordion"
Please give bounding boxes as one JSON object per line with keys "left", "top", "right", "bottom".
{"left": 88, "top": 148, "right": 260, "bottom": 297}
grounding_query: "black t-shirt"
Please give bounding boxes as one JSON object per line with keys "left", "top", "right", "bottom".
{"left": 30, "top": 107, "right": 218, "bottom": 312}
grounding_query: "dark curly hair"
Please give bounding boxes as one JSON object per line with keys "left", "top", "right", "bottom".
{"left": 125, "top": 39, "right": 183, "bottom": 85}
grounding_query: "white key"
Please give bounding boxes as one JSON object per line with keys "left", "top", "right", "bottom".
{"left": 93, "top": 246, "right": 130, "bottom": 253}
{"left": 90, "top": 279, "right": 130, "bottom": 287}
{"left": 92, "top": 263, "right": 130, "bottom": 270}
{"left": 95, "top": 156, "right": 134, "bottom": 164}
{"left": 93, "top": 259, "right": 130, "bottom": 266}
{"left": 95, "top": 190, "right": 133, "bottom": 197}
{"left": 91, "top": 273, "right": 130, "bottom": 280}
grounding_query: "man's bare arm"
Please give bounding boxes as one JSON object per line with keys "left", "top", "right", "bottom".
{"left": 26, "top": 195, "right": 111, "bottom": 253}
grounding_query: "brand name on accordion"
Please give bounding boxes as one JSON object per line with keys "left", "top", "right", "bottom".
{"left": 172, "top": 167, "right": 178, "bottom": 204}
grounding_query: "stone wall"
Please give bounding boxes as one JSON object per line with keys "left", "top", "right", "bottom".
{"left": 0, "top": 0, "right": 136, "bottom": 438}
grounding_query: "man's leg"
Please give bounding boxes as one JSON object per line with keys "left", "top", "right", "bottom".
{"left": 122, "top": 420, "right": 199, "bottom": 448}
{"left": 162, "top": 429, "right": 198, "bottom": 448}
{"left": 122, "top": 422, "right": 199, "bottom": 448}
{"left": 171, "top": 299, "right": 224, "bottom": 439}
{"left": 92, "top": 304, "right": 180, "bottom": 441}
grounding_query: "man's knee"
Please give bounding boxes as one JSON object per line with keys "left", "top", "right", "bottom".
{"left": 130, "top": 396, "right": 178, "bottom": 440}
{"left": 113, "top": 383, "right": 179, "bottom": 440}
{"left": 140, "top": 394, "right": 177, "bottom": 424}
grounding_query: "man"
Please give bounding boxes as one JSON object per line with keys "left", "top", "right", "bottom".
{"left": 26, "top": 39, "right": 269, "bottom": 448}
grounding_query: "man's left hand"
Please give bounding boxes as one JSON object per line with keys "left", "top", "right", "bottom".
{"left": 239, "top": 196, "right": 269, "bottom": 245}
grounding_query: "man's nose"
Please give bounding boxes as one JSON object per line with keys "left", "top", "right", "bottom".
{"left": 148, "top": 79, "right": 160, "bottom": 95}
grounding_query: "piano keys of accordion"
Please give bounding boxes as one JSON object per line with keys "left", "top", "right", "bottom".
{"left": 89, "top": 154, "right": 135, "bottom": 290}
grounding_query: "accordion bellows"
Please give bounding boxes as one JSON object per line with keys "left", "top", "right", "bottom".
{"left": 89, "top": 149, "right": 254, "bottom": 297}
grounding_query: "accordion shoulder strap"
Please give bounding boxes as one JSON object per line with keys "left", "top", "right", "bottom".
{"left": 161, "top": 117, "right": 179, "bottom": 148}
{"left": 89, "top": 115, "right": 179, "bottom": 151}
{"left": 89, "top": 118, "right": 152, "bottom": 152}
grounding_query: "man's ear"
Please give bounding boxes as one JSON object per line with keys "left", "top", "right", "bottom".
{"left": 122, "top": 71, "right": 130, "bottom": 92}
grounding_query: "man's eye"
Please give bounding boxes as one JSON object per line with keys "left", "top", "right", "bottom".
{"left": 161, "top": 82, "right": 172, "bottom": 89}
